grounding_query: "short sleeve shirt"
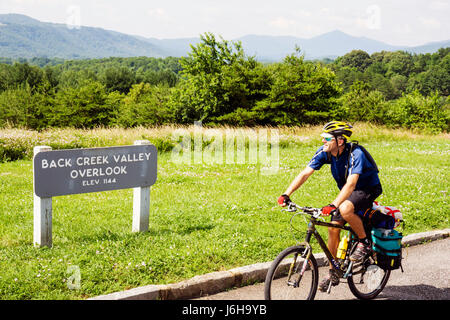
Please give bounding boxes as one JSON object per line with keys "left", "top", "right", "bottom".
{"left": 308, "top": 143, "right": 380, "bottom": 190}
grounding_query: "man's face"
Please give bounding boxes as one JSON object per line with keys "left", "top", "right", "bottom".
{"left": 321, "top": 133, "right": 335, "bottom": 152}
{"left": 321, "top": 133, "right": 343, "bottom": 152}
{"left": 322, "top": 137, "right": 335, "bottom": 152}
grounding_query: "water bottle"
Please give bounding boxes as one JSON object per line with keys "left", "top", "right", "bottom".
{"left": 336, "top": 235, "right": 349, "bottom": 260}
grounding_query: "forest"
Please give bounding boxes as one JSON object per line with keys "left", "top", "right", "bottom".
{"left": 0, "top": 33, "right": 448, "bottom": 132}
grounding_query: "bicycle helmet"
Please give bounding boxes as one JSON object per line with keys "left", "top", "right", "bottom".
{"left": 322, "top": 121, "right": 353, "bottom": 140}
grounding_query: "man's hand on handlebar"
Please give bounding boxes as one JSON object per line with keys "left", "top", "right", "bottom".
{"left": 321, "top": 204, "right": 337, "bottom": 216}
{"left": 277, "top": 194, "right": 291, "bottom": 207}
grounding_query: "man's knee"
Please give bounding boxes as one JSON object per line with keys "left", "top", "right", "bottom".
{"left": 328, "top": 222, "right": 342, "bottom": 238}
{"left": 339, "top": 201, "right": 355, "bottom": 219}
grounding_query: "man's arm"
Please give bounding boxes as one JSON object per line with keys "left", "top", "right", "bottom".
{"left": 283, "top": 166, "right": 315, "bottom": 197}
{"left": 331, "top": 173, "right": 359, "bottom": 207}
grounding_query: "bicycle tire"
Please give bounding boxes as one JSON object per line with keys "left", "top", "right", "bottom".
{"left": 347, "top": 257, "right": 391, "bottom": 300}
{"left": 264, "top": 245, "right": 319, "bottom": 300}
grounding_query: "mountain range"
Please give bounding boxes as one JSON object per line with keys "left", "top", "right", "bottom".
{"left": 1, "top": 13, "right": 449, "bottom": 61}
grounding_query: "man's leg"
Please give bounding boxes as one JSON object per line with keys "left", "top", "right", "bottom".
{"left": 339, "top": 200, "right": 371, "bottom": 262}
{"left": 319, "top": 217, "right": 345, "bottom": 292}
{"left": 328, "top": 220, "right": 345, "bottom": 263}
{"left": 338, "top": 200, "right": 366, "bottom": 239}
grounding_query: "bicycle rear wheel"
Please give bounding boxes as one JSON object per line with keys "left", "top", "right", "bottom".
{"left": 264, "top": 245, "right": 318, "bottom": 300}
{"left": 347, "top": 255, "right": 390, "bottom": 300}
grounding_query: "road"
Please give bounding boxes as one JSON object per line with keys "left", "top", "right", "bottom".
{"left": 197, "top": 237, "right": 450, "bottom": 300}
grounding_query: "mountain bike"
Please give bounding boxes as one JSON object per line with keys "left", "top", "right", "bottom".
{"left": 264, "top": 202, "right": 391, "bottom": 300}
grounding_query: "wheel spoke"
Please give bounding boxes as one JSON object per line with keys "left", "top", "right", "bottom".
{"left": 265, "top": 246, "right": 318, "bottom": 300}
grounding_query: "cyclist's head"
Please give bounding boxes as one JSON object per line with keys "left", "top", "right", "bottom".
{"left": 321, "top": 121, "right": 353, "bottom": 142}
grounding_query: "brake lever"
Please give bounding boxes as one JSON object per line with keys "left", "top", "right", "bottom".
{"left": 301, "top": 206, "right": 322, "bottom": 219}
{"left": 312, "top": 210, "right": 322, "bottom": 219}
{"left": 281, "top": 202, "right": 297, "bottom": 212}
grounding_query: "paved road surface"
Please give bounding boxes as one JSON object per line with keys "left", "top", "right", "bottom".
{"left": 197, "top": 237, "right": 450, "bottom": 300}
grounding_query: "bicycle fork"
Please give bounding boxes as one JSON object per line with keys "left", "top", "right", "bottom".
{"left": 287, "top": 243, "right": 313, "bottom": 288}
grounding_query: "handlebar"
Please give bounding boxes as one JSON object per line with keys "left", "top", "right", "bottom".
{"left": 283, "top": 202, "right": 323, "bottom": 219}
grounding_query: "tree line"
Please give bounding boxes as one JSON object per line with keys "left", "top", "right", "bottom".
{"left": 0, "top": 33, "right": 448, "bottom": 132}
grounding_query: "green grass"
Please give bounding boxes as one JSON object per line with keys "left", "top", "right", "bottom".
{"left": 0, "top": 125, "right": 449, "bottom": 299}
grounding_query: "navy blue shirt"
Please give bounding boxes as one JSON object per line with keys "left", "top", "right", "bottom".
{"left": 308, "top": 143, "right": 380, "bottom": 190}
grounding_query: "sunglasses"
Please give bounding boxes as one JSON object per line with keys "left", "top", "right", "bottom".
{"left": 321, "top": 134, "right": 334, "bottom": 142}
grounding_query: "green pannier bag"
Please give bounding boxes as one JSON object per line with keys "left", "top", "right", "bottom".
{"left": 371, "top": 228, "right": 403, "bottom": 271}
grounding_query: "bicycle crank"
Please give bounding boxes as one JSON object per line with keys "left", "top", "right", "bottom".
{"left": 327, "top": 280, "right": 333, "bottom": 294}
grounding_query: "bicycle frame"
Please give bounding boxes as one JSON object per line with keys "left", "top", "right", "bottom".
{"left": 300, "top": 215, "right": 358, "bottom": 276}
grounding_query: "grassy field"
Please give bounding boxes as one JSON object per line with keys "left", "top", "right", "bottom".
{"left": 0, "top": 124, "right": 449, "bottom": 299}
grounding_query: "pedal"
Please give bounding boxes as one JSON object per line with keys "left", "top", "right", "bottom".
{"left": 327, "top": 280, "right": 332, "bottom": 294}
{"left": 287, "top": 280, "right": 296, "bottom": 287}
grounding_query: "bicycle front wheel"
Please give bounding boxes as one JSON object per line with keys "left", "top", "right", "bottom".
{"left": 264, "top": 245, "right": 319, "bottom": 300}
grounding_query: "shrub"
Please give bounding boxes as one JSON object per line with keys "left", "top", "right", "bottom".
{"left": 169, "top": 33, "right": 272, "bottom": 125}
{"left": 254, "top": 50, "right": 342, "bottom": 125}
{"left": 384, "top": 91, "right": 449, "bottom": 133}
{"left": 113, "top": 83, "right": 173, "bottom": 127}
{"left": 337, "top": 81, "right": 387, "bottom": 123}
{"left": 50, "top": 80, "right": 114, "bottom": 128}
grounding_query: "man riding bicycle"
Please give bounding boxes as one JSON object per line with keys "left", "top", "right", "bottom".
{"left": 277, "top": 121, "right": 382, "bottom": 292}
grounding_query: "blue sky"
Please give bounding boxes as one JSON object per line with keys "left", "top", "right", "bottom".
{"left": 1, "top": 0, "right": 449, "bottom": 46}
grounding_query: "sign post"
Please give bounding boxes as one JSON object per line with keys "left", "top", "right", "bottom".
{"left": 132, "top": 140, "right": 151, "bottom": 233}
{"left": 33, "top": 146, "right": 53, "bottom": 248}
{"left": 32, "top": 141, "right": 157, "bottom": 247}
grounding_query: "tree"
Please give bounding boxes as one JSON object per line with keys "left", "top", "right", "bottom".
{"left": 384, "top": 51, "right": 414, "bottom": 78}
{"left": 0, "top": 86, "right": 32, "bottom": 127}
{"left": 136, "top": 69, "right": 178, "bottom": 87}
{"left": 255, "top": 50, "right": 342, "bottom": 125}
{"left": 0, "top": 81, "right": 55, "bottom": 129}
{"left": 338, "top": 50, "right": 372, "bottom": 71}
{"left": 169, "top": 32, "right": 269, "bottom": 124}
{"left": 390, "top": 74, "right": 409, "bottom": 98}
{"left": 57, "top": 69, "right": 98, "bottom": 89}
{"left": 337, "top": 81, "right": 386, "bottom": 123}
{"left": 335, "top": 66, "right": 367, "bottom": 93}
{"left": 51, "top": 80, "right": 113, "bottom": 128}
{"left": 11, "top": 62, "right": 45, "bottom": 91}
{"left": 113, "top": 83, "right": 172, "bottom": 127}
{"left": 0, "top": 62, "right": 44, "bottom": 92}
{"left": 369, "top": 73, "right": 396, "bottom": 100}
{"left": 385, "top": 91, "right": 449, "bottom": 132}
{"left": 100, "top": 66, "right": 135, "bottom": 94}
